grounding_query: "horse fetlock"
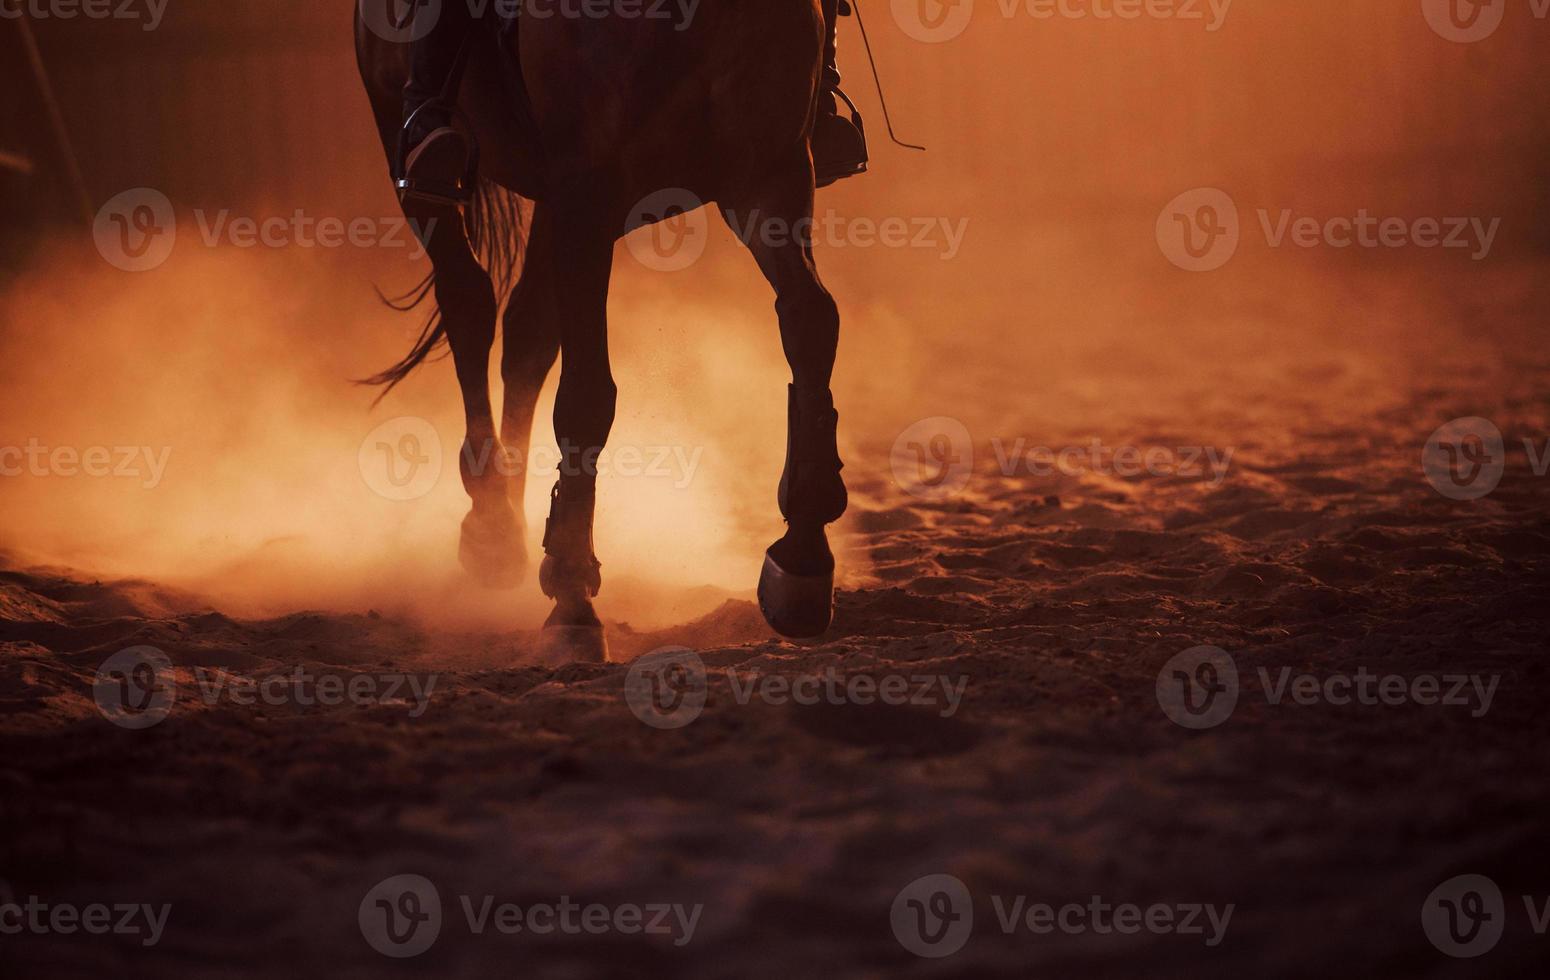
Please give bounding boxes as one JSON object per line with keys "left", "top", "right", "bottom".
{"left": 459, "top": 504, "right": 526, "bottom": 588}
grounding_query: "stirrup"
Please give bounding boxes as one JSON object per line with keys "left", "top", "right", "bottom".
{"left": 814, "top": 87, "right": 869, "bottom": 189}
{"left": 395, "top": 101, "right": 480, "bottom": 208}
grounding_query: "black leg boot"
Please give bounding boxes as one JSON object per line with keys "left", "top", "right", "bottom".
{"left": 759, "top": 385, "right": 848, "bottom": 638}
{"left": 535, "top": 480, "right": 608, "bottom": 662}
{"left": 538, "top": 481, "right": 603, "bottom": 608}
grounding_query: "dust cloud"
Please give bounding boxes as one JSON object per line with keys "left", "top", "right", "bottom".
{"left": 2, "top": 0, "right": 1545, "bottom": 630}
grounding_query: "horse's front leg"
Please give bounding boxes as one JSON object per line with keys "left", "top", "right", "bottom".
{"left": 724, "top": 164, "right": 848, "bottom": 638}
{"left": 535, "top": 210, "right": 618, "bottom": 661}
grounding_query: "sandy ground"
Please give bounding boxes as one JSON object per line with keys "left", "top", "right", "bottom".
{"left": 2, "top": 252, "right": 1549, "bottom": 977}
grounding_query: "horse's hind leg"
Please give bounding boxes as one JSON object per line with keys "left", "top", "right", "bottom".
{"left": 533, "top": 208, "right": 617, "bottom": 661}
{"left": 495, "top": 204, "right": 562, "bottom": 576}
{"left": 416, "top": 200, "right": 525, "bottom": 587}
{"left": 723, "top": 167, "right": 847, "bottom": 638}
{"left": 360, "top": 65, "right": 523, "bottom": 586}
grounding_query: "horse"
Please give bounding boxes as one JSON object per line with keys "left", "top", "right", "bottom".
{"left": 354, "top": 0, "right": 850, "bottom": 660}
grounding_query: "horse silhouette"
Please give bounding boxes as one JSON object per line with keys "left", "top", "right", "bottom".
{"left": 355, "top": 0, "right": 850, "bottom": 659}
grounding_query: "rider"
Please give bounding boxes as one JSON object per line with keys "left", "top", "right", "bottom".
{"left": 399, "top": 0, "right": 870, "bottom": 203}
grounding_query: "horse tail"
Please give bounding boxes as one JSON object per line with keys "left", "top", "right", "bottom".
{"left": 358, "top": 178, "right": 529, "bottom": 402}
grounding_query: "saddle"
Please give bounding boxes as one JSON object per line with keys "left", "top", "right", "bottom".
{"left": 396, "top": 4, "right": 873, "bottom": 207}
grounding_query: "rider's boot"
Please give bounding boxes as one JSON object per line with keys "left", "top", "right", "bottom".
{"left": 813, "top": 0, "right": 869, "bottom": 188}
{"left": 399, "top": 1, "right": 478, "bottom": 207}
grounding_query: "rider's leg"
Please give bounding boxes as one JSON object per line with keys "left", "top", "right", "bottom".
{"left": 813, "top": 0, "right": 869, "bottom": 188}
{"left": 398, "top": 0, "right": 479, "bottom": 204}
{"left": 404, "top": 0, "right": 477, "bottom": 143}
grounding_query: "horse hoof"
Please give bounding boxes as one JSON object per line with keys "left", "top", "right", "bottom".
{"left": 534, "top": 625, "right": 609, "bottom": 665}
{"left": 459, "top": 509, "right": 526, "bottom": 589}
{"left": 757, "top": 549, "right": 834, "bottom": 639}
